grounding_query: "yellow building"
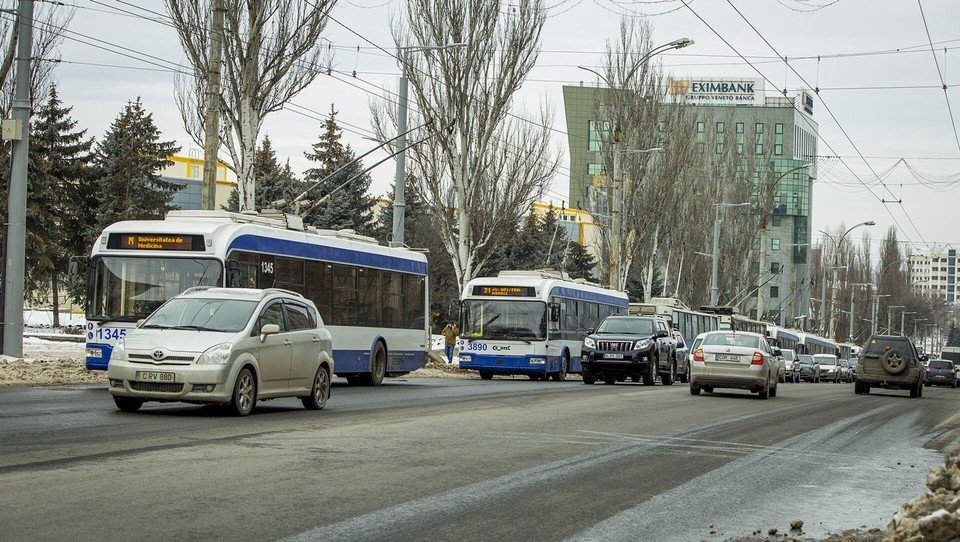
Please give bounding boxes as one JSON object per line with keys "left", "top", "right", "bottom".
{"left": 529, "top": 201, "right": 601, "bottom": 259}
{"left": 160, "top": 154, "right": 236, "bottom": 210}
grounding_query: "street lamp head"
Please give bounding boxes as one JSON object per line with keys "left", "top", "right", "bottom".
{"left": 864, "top": 220, "right": 876, "bottom": 226}
{"left": 669, "top": 38, "right": 694, "bottom": 49}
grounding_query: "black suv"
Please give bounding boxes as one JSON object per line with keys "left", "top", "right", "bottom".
{"left": 580, "top": 315, "right": 676, "bottom": 386}
{"left": 855, "top": 335, "right": 927, "bottom": 398}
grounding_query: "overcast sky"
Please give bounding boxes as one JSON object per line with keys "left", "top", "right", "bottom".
{"left": 57, "top": 0, "right": 959, "bottom": 254}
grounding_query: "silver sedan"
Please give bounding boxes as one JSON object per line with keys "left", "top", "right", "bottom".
{"left": 689, "top": 331, "right": 780, "bottom": 400}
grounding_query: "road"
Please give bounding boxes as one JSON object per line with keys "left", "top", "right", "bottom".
{"left": 1, "top": 377, "right": 958, "bottom": 541}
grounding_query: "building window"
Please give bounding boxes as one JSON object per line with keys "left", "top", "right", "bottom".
{"left": 587, "top": 163, "right": 603, "bottom": 175}
{"left": 716, "top": 142, "right": 724, "bottom": 154}
{"left": 772, "top": 214, "right": 781, "bottom": 227}
{"left": 753, "top": 237, "right": 761, "bottom": 250}
{"left": 716, "top": 122, "right": 725, "bottom": 134}
{"left": 771, "top": 262, "right": 781, "bottom": 274}
{"left": 697, "top": 142, "right": 704, "bottom": 154}
{"left": 696, "top": 121, "right": 705, "bottom": 133}
{"left": 774, "top": 123, "right": 783, "bottom": 155}
{"left": 735, "top": 122, "right": 744, "bottom": 153}
{"left": 770, "top": 285, "right": 779, "bottom": 298}
{"left": 755, "top": 123, "right": 764, "bottom": 154}
{"left": 588, "top": 120, "right": 609, "bottom": 151}
{"left": 771, "top": 238, "right": 781, "bottom": 250}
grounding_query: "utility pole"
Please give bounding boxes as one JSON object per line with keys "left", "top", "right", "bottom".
{"left": 1, "top": 0, "right": 34, "bottom": 357}
{"left": 710, "top": 205, "right": 721, "bottom": 306}
{"left": 887, "top": 305, "right": 903, "bottom": 335}
{"left": 848, "top": 292, "right": 854, "bottom": 342}
{"left": 819, "top": 268, "right": 827, "bottom": 335}
{"left": 392, "top": 49, "right": 409, "bottom": 247}
{"left": 901, "top": 311, "right": 915, "bottom": 336}
{"left": 200, "top": 0, "right": 225, "bottom": 210}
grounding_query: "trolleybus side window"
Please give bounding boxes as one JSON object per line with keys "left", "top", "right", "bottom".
{"left": 306, "top": 261, "right": 332, "bottom": 316}
{"left": 332, "top": 265, "right": 359, "bottom": 326}
{"left": 404, "top": 275, "right": 425, "bottom": 329}
{"left": 358, "top": 268, "right": 382, "bottom": 327}
{"left": 275, "top": 257, "right": 304, "bottom": 291}
{"left": 382, "top": 272, "right": 404, "bottom": 328}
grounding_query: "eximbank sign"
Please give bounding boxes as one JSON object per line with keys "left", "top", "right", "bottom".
{"left": 667, "top": 77, "right": 764, "bottom": 105}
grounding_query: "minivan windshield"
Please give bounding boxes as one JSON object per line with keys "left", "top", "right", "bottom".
{"left": 781, "top": 349, "right": 796, "bottom": 361}
{"left": 142, "top": 298, "right": 258, "bottom": 333}
{"left": 596, "top": 317, "right": 654, "bottom": 336}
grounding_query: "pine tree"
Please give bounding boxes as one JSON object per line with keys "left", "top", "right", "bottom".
{"left": 563, "top": 242, "right": 597, "bottom": 282}
{"left": 224, "top": 135, "right": 301, "bottom": 211}
{"left": 485, "top": 206, "right": 568, "bottom": 275}
{"left": 947, "top": 325, "right": 960, "bottom": 347}
{"left": 25, "top": 85, "right": 96, "bottom": 324}
{"left": 90, "top": 98, "right": 181, "bottom": 233}
{"left": 302, "top": 105, "right": 374, "bottom": 232}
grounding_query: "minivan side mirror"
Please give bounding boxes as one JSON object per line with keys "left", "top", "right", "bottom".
{"left": 772, "top": 347, "right": 782, "bottom": 357}
{"left": 656, "top": 329, "right": 669, "bottom": 338}
{"left": 260, "top": 324, "right": 280, "bottom": 341}
{"left": 587, "top": 328, "right": 595, "bottom": 335}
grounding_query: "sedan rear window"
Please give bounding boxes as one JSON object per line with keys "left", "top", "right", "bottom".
{"left": 702, "top": 333, "right": 760, "bottom": 349}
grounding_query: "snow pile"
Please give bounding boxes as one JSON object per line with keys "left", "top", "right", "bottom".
{"left": 884, "top": 453, "right": 960, "bottom": 541}
{"left": 0, "top": 337, "right": 94, "bottom": 387}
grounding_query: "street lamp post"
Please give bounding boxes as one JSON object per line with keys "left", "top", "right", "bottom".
{"left": 709, "top": 202, "right": 751, "bottom": 306}
{"left": 579, "top": 38, "right": 693, "bottom": 290}
{"left": 873, "top": 294, "right": 890, "bottom": 335}
{"left": 392, "top": 43, "right": 466, "bottom": 247}
{"left": 850, "top": 282, "right": 874, "bottom": 343}
{"left": 819, "top": 221, "right": 875, "bottom": 338}
{"left": 913, "top": 318, "right": 927, "bottom": 341}
{"left": 887, "top": 305, "right": 904, "bottom": 334}
{"left": 901, "top": 311, "right": 916, "bottom": 336}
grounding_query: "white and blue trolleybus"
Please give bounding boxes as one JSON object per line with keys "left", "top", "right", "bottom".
{"left": 84, "top": 210, "right": 429, "bottom": 385}
{"left": 458, "top": 271, "right": 629, "bottom": 380}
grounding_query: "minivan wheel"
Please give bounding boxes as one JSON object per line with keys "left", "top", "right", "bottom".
{"left": 302, "top": 365, "right": 330, "bottom": 410}
{"left": 113, "top": 396, "right": 143, "bottom": 413}
{"left": 230, "top": 368, "right": 257, "bottom": 416}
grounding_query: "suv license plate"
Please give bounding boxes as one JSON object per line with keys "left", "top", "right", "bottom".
{"left": 137, "top": 371, "right": 175, "bottom": 382}
{"left": 716, "top": 354, "right": 739, "bottom": 362}
{"left": 605, "top": 353, "right": 624, "bottom": 360}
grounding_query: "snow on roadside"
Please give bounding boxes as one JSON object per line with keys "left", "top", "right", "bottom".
{"left": 1, "top": 336, "right": 100, "bottom": 387}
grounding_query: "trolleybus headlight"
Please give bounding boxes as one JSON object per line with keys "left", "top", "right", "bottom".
{"left": 86, "top": 347, "right": 103, "bottom": 359}
{"left": 529, "top": 357, "right": 546, "bottom": 365}
{"left": 634, "top": 339, "right": 652, "bottom": 350}
{"left": 583, "top": 337, "right": 596, "bottom": 349}
{"left": 197, "top": 343, "right": 233, "bottom": 365}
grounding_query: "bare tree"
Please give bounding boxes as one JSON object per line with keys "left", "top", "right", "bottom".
{"left": 0, "top": 0, "right": 73, "bottom": 115}
{"left": 372, "top": 0, "right": 557, "bottom": 291}
{"left": 165, "top": 0, "right": 335, "bottom": 209}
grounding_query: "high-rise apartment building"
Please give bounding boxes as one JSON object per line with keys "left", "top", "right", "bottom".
{"left": 908, "top": 248, "right": 957, "bottom": 303}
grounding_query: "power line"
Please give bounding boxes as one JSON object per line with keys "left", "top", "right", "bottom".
{"left": 717, "top": 0, "right": 934, "bottom": 253}
{"left": 916, "top": 0, "right": 960, "bottom": 152}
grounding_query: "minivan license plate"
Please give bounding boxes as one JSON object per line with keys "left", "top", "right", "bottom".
{"left": 137, "top": 371, "right": 175, "bottom": 382}
{"left": 716, "top": 354, "right": 739, "bottom": 362}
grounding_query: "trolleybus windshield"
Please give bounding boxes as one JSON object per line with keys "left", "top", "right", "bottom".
{"left": 87, "top": 256, "right": 222, "bottom": 322}
{"left": 462, "top": 299, "right": 546, "bottom": 341}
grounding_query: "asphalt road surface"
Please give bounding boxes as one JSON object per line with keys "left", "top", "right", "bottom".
{"left": 2, "top": 377, "right": 958, "bottom": 541}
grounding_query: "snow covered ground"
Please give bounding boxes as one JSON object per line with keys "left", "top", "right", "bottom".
{"left": 1, "top": 337, "right": 98, "bottom": 387}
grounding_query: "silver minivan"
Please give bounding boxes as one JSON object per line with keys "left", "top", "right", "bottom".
{"left": 107, "top": 287, "right": 334, "bottom": 416}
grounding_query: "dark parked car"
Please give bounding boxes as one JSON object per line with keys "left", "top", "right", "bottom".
{"left": 672, "top": 329, "right": 690, "bottom": 384}
{"left": 580, "top": 316, "right": 676, "bottom": 386}
{"left": 855, "top": 335, "right": 926, "bottom": 398}
{"left": 797, "top": 354, "right": 821, "bottom": 383}
{"left": 924, "top": 359, "right": 957, "bottom": 388}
